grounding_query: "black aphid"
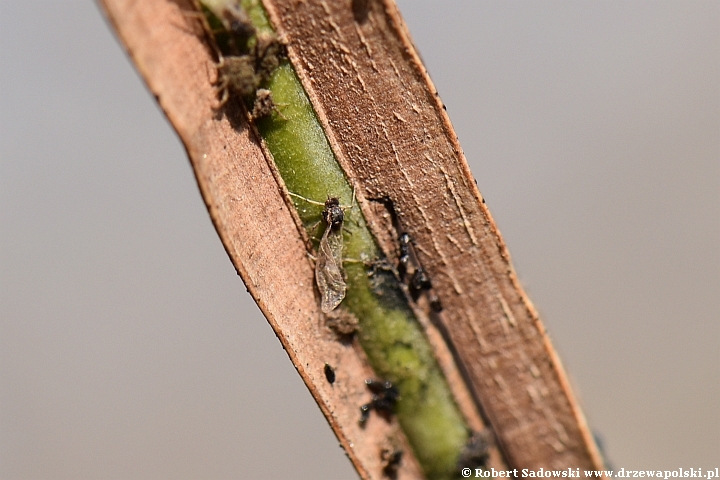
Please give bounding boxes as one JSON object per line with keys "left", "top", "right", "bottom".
{"left": 456, "top": 429, "right": 493, "bottom": 471}
{"left": 409, "top": 268, "right": 432, "bottom": 298}
{"left": 324, "top": 363, "right": 336, "bottom": 384}
{"left": 359, "top": 379, "right": 399, "bottom": 426}
{"left": 380, "top": 447, "right": 403, "bottom": 479}
{"left": 219, "top": 3, "right": 256, "bottom": 55}
{"left": 396, "top": 230, "right": 443, "bottom": 312}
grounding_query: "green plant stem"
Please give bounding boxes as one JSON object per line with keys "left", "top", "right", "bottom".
{"left": 204, "top": 1, "right": 471, "bottom": 477}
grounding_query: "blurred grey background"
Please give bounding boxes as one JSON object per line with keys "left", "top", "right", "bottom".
{"left": 1, "top": 0, "right": 717, "bottom": 478}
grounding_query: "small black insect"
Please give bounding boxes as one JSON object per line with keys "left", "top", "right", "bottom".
{"left": 359, "top": 379, "right": 399, "bottom": 426}
{"left": 219, "top": 2, "right": 256, "bottom": 55}
{"left": 409, "top": 268, "right": 432, "bottom": 297}
{"left": 380, "top": 447, "right": 403, "bottom": 479}
{"left": 456, "top": 429, "right": 493, "bottom": 472}
{"left": 324, "top": 363, "right": 336, "bottom": 384}
{"left": 396, "top": 231, "right": 443, "bottom": 312}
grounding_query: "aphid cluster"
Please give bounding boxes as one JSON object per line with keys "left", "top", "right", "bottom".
{"left": 372, "top": 197, "right": 443, "bottom": 312}
{"left": 198, "top": 1, "right": 286, "bottom": 119}
{"left": 359, "top": 379, "right": 399, "bottom": 426}
{"left": 397, "top": 232, "right": 442, "bottom": 312}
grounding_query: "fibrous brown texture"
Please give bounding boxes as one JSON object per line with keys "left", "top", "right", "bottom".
{"left": 261, "top": 0, "right": 606, "bottom": 470}
{"left": 99, "top": 0, "right": 606, "bottom": 474}
{"left": 98, "top": 0, "right": 427, "bottom": 478}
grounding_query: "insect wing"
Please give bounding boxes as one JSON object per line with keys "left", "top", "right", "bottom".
{"left": 315, "top": 225, "right": 346, "bottom": 312}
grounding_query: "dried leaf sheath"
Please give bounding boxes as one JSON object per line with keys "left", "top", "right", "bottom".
{"left": 262, "top": 0, "right": 607, "bottom": 471}
{"left": 99, "top": 0, "right": 608, "bottom": 475}
{"left": 97, "top": 0, "right": 429, "bottom": 478}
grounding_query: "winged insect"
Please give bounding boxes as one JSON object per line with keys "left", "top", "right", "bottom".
{"left": 288, "top": 191, "right": 355, "bottom": 313}
{"left": 316, "top": 199, "right": 347, "bottom": 312}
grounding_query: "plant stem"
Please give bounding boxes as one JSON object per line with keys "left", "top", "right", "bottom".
{"left": 203, "top": 1, "right": 472, "bottom": 477}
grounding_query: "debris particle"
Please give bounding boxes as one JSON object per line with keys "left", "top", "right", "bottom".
{"left": 198, "top": 1, "right": 286, "bottom": 115}
{"left": 253, "top": 31, "right": 285, "bottom": 83}
{"left": 325, "top": 308, "right": 359, "bottom": 337}
{"left": 251, "top": 88, "right": 285, "bottom": 119}
{"left": 216, "top": 55, "right": 258, "bottom": 105}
